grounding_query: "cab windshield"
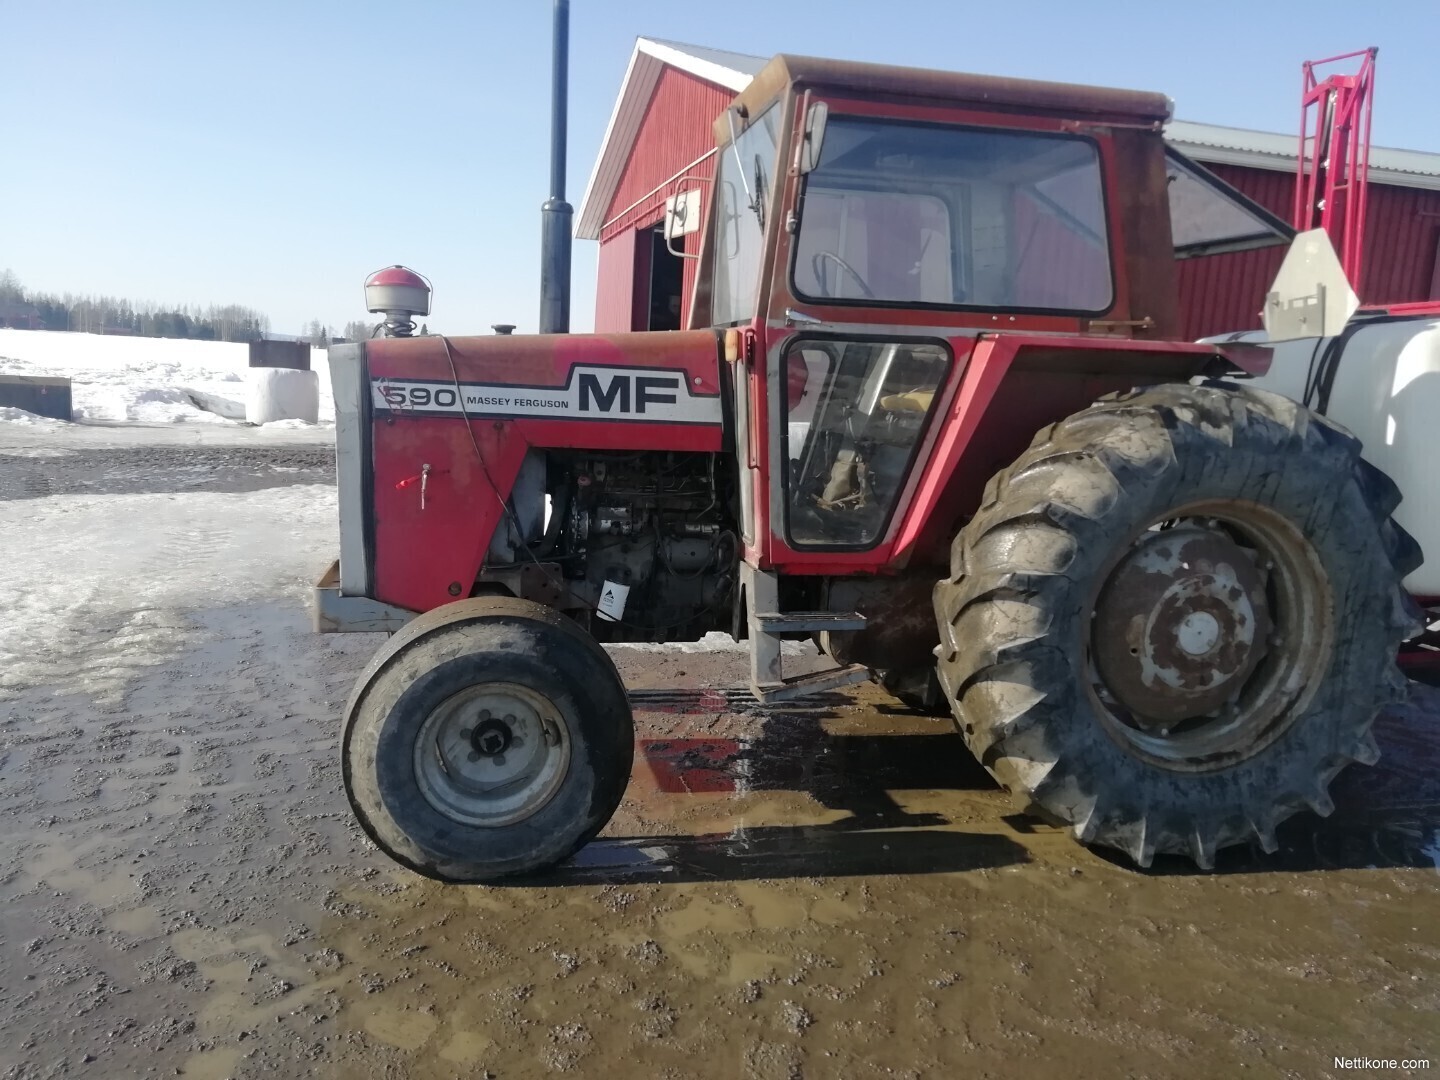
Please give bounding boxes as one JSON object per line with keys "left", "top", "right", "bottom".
{"left": 711, "top": 106, "right": 781, "bottom": 327}
{"left": 793, "top": 118, "right": 1113, "bottom": 314}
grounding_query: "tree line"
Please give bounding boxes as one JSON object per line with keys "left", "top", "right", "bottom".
{"left": 304, "top": 319, "right": 432, "bottom": 347}
{"left": 1, "top": 269, "right": 271, "bottom": 343}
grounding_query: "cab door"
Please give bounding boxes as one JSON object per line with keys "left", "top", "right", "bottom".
{"left": 766, "top": 334, "right": 952, "bottom": 558}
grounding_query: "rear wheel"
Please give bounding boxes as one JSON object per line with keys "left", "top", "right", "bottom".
{"left": 933, "top": 383, "right": 1421, "bottom": 868}
{"left": 343, "top": 597, "right": 633, "bottom": 882}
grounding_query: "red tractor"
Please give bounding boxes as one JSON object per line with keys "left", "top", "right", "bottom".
{"left": 315, "top": 54, "right": 1419, "bottom": 881}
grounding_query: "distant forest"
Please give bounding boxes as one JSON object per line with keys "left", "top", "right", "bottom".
{"left": 0, "top": 269, "right": 272, "bottom": 343}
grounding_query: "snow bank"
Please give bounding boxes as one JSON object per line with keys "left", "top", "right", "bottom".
{"left": 0, "top": 328, "right": 334, "bottom": 425}
{"left": 246, "top": 367, "right": 319, "bottom": 424}
{"left": 614, "top": 631, "right": 810, "bottom": 655}
{"left": 0, "top": 405, "right": 62, "bottom": 428}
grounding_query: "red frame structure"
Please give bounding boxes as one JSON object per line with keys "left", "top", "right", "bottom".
{"left": 1293, "top": 48, "right": 1377, "bottom": 290}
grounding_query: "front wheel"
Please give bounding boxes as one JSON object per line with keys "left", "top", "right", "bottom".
{"left": 934, "top": 383, "right": 1421, "bottom": 868}
{"left": 343, "top": 597, "right": 633, "bottom": 882}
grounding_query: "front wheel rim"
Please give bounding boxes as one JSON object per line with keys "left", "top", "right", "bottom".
{"left": 412, "top": 682, "right": 572, "bottom": 827}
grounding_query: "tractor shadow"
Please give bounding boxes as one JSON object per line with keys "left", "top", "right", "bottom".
{"left": 517, "top": 685, "right": 1440, "bottom": 885}
{"left": 505, "top": 686, "right": 1024, "bottom": 886}
{"left": 536, "top": 825, "right": 1026, "bottom": 885}
{"left": 1098, "top": 701, "right": 1440, "bottom": 876}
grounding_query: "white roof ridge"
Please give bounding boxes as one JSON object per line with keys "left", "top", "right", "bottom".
{"left": 1168, "top": 118, "right": 1440, "bottom": 186}
{"left": 576, "top": 38, "right": 766, "bottom": 240}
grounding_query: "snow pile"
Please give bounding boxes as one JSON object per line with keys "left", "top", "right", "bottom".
{"left": 0, "top": 405, "right": 62, "bottom": 428}
{"left": 246, "top": 367, "right": 320, "bottom": 425}
{"left": 616, "top": 631, "right": 810, "bottom": 655}
{"left": 0, "top": 328, "right": 333, "bottom": 425}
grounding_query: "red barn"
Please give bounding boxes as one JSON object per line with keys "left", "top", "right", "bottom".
{"left": 578, "top": 39, "right": 1440, "bottom": 339}
{"left": 1165, "top": 120, "right": 1440, "bottom": 337}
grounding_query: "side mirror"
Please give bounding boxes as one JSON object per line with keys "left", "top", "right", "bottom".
{"left": 664, "top": 178, "right": 707, "bottom": 261}
{"left": 798, "top": 101, "right": 829, "bottom": 175}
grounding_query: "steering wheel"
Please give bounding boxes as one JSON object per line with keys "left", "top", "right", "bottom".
{"left": 811, "top": 250, "right": 875, "bottom": 299}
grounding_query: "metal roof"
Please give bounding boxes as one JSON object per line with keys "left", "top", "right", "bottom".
{"left": 1166, "top": 119, "right": 1440, "bottom": 191}
{"left": 642, "top": 38, "right": 768, "bottom": 82}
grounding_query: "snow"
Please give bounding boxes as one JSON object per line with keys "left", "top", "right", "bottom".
{"left": 245, "top": 366, "right": 320, "bottom": 425}
{"left": 1424, "top": 830, "right": 1440, "bottom": 875}
{"left": 0, "top": 328, "right": 334, "bottom": 426}
{"left": 0, "top": 484, "right": 337, "bottom": 704}
{"left": 616, "top": 631, "right": 808, "bottom": 655}
{"left": 0, "top": 406, "right": 61, "bottom": 428}
{"left": 262, "top": 418, "right": 322, "bottom": 429}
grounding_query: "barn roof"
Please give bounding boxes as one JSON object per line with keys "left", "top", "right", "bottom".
{"left": 576, "top": 40, "right": 1440, "bottom": 240}
{"left": 1166, "top": 120, "right": 1440, "bottom": 192}
{"left": 575, "top": 38, "right": 766, "bottom": 240}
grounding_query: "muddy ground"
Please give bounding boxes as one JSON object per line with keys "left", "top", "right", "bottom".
{"left": 0, "top": 427, "right": 1437, "bottom": 1079}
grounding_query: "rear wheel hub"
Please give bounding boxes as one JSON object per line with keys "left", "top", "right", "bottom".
{"left": 1093, "top": 524, "right": 1272, "bottom": 728}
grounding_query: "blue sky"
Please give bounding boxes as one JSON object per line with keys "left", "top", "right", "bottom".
{"left": 3, "top": 0, "right": 1435, "bottom": 336}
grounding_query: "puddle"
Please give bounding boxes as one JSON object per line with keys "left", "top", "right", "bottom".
{"left": 179, "top": 1046, "right": 244, "bottom": 1080}
{"left": 107, "top": 905, "right": 160, "bottom": 936}
{"left": 437, "top": 1027, "right": 493, "bottom": 1064}
{"left": 351, "top": 1000, "right": 440, "bottom": 1052}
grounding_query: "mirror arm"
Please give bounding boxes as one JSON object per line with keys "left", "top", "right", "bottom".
{"left": 790, "top": 90, "right": 812, "bottom": 175}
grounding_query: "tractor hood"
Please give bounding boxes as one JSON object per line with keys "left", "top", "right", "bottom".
{"left": 325, "top": 329, "right": 727, "bottom": 612}
{"left": 360, "top": 329, "right": 726, "bottom": 426}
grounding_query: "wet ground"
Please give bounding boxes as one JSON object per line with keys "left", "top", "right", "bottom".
{"left": 0, "top": 445, "right": 335, "bottom": 501}
{"left": 1, "top": 428, "right": 1437, "bottom": 1079}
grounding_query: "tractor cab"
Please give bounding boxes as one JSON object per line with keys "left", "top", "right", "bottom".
{"left": 680, "top": 55, "right": 1289, "bottom": 576}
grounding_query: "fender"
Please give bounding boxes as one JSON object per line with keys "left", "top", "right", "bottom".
{"left": 890, "top": 334, "right": 1223, "bottom": 568}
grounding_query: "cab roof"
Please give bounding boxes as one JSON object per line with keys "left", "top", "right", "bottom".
{"left": 717, "top": 53, "right": 1173, "bottom": 142}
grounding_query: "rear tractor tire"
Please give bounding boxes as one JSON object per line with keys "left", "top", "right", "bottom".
{"left": 343, "top": 597, "right": 633, "bottom": 882}
{"left": 934, "top": 382, "right": 1421, "bottom": 868}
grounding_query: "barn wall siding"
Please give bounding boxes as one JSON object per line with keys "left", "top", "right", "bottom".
{"left": 1179, "top": 162, "right": 1440, "bottom": 340}
{"left": 593, "top": 67, "right": 734, "bottom": 332}
{"left": 594, "top": 230, "right": 638, "bottom": 333}
{"left": 601, "top": 68, "right": 732, "bottom": 244}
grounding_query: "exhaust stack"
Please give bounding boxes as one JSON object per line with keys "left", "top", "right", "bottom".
{"left": 538, "top": 0, "right": 572, "bottom": 334}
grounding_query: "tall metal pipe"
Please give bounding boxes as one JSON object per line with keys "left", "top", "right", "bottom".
{"left": 538, "top": 0, "right": 572, "bottom": 334}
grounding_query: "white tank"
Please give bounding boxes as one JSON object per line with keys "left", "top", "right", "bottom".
{"left": 1216, "top": 316, "right": 1440, "bottom": 595}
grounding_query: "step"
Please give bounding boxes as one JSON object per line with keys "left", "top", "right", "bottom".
{"left": 753, "top": 611, "right": 866, "bottom": 634}
{"left": 752, "top": 663, "right": 871, "bottom": 704}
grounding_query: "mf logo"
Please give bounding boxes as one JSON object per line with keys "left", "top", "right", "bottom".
{"left": 577, "top": 372, "right": 679, "bottom": 414}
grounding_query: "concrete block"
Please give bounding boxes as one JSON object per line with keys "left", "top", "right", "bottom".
{"left": 248, "top": 340, "right": 311, "bottom": 370}
{"left": 0, "top": 374, "right": 71, "bottom": 420}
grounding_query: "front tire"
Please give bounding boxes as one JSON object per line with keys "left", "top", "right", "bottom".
{"left": 343, "top": 597, "right": 633, "bottom": 882}
{"left": 933, "top": 383, "right": 1421, "bottom": 868}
